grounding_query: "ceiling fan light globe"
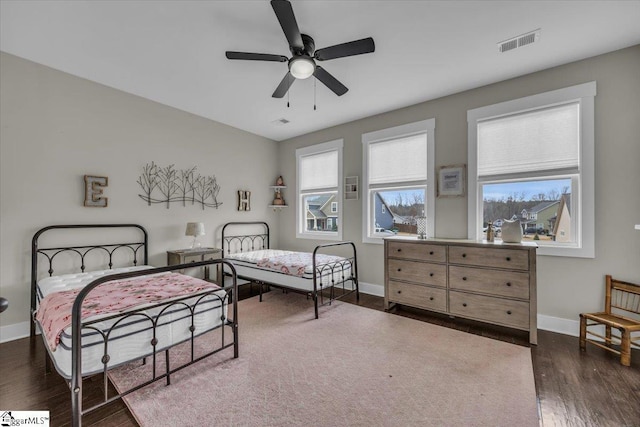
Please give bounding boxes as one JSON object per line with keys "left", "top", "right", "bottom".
{"left": 289, "top": 57, "right": 315, "bottom": 79}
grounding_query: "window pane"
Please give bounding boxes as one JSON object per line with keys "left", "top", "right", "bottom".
{"left": 478, "top": 102, "right": 579, "bottom": 177}
{"left": 300, "top": 150, "right": 338, "bottom": 190}
{"left": 369, "top": 133, "right": 427, "bottom": 184}
{"left": 372, "top": 189, "right": 426, "bottom": 237}
{"left": 304, "top": 193, "right": 338, "bottom": 233}
{"left": 482, "top": 178, "right": 573, "bottom": 244}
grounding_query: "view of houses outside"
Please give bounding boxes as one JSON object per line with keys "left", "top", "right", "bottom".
{"left": 482, "top": 178, "right": 573, "bottom": 243}
{"left": 304, "top": 194, "right": 338, "bottom": 232}
{"left": 374, "top": 189, "right": 425, "bottom": 236}
{"left": 303, "top": 179, "right": 573, "bottom": 243}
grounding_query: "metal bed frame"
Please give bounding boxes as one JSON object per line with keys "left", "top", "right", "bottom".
{"left": 31, "top": 224, "right": 239, "bottom": 427}
{"left": 221, "top": 221, "right": 359, "bottom": 318}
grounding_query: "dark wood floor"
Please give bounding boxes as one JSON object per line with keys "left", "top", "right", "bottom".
{"left": 1, "top": 287, "right": 638, "bottom": 427}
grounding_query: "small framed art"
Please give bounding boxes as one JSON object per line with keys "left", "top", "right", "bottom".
{"left": 437, "top": 164, "right": 466, "bottom": 197}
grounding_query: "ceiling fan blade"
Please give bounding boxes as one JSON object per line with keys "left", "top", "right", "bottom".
{"left": 313, "top": 66, "right": 348, "bottom": 96}
{"left": 272, "top": 72, "right": 295, "bottom": 98}
{"left": 314, "top": 37, "right": 375, "bottom": 61}
{"left": 271, "top": 0, "right": 304, "bottom": 50}
{"left": 226, "top": 51, "right": 288, "bottom": 62}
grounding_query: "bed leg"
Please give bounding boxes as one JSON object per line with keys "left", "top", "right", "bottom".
{"left": 259, "top": 281, "right": 263, "bottom": 302}
{"left": 165, "top": 349, "right": 171, "bottom": 386}
{"left": 314, "top": 293, "right": 319, "bottom": 319}
{"left": 142, "top": 357, "right": 147, "bottom": 366}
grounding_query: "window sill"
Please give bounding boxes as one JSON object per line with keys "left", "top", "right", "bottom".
{"left": 296, "top": 232, "right": 343, "bottom": 241}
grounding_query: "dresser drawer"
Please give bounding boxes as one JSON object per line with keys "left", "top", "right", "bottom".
{"left": 388, "top": 259, "right": 447, "bottom": 287}
{"left": 448, "top": 266, "right": 529, "bottom": 299}
{"left": 448, "top": 246, "right": 529, "bottom": 271}
{"left": 388, "top": 281, "right": 447, "bottom": 312}
{"left": 387, "top": 241, "right": 447, "bottom": 263}
{"left": 449, "top": 291, "right": 530, "bottom": 330}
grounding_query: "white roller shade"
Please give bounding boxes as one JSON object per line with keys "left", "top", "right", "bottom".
{"left": 477, "top": 102, "right": 579, "bottom": 178}
{"left": 300, "top": 150, "right": 338, "bottom": 191}
{"left": 369, "top": 133, "right": 427, "bottom": 184}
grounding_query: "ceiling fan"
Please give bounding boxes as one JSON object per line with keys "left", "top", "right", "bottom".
{"left": 225, "top": 0, "right": 375, "bottom": 98}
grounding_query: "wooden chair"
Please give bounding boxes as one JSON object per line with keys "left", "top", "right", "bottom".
{"left": 579, "top": 275, "right": 640, "bottom": 366}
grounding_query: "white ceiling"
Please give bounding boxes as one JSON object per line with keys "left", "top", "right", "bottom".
{"left": 1, "top": 1, "right": 639, "bottom": 141}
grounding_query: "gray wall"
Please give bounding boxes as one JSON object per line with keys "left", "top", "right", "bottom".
{"left": 0, "top": 52, "right": 279, "bottom": 335}
{"left": 2, "top": 45, "right": 639, "bottom": 339}
{"left": 275, "top": 45, "right": 640, "bottom": 329}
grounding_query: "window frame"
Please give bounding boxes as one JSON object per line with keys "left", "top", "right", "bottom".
{"left": 362, "top": 119, "right": 436, "bottom": 244}
{"left": 467, "top": 81, "right": 596, "bottom": 258}
{"left": 296, "top": 139, "right": 344, "bottom": 240}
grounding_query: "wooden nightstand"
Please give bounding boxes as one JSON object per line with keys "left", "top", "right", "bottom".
{"left": 167, "top": 247, "right": 222, "bottom": 284}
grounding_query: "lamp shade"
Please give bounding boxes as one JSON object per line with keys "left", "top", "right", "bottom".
{"left": 185, "top": 222, "right": 205, "bottom": 237}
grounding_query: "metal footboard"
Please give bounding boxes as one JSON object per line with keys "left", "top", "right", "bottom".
{"left": 63, "top": 259, "right": 239, "bottom": 427}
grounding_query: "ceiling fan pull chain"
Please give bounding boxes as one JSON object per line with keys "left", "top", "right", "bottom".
{"left": 314, "top": 76, "right": 317, "bottom": 111}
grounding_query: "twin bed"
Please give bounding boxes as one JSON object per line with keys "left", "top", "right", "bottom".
{"left": 30, "top": 221, "right": 359, "bottom": 426}
{"left": 221, "top": 221, "right": 359, "bottom": 318}
{"left": 31, "top": 224, "right": 239, "bottom": 427}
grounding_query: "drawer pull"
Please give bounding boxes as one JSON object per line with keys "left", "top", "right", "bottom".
{"left": 462, "top": 253, "right": 467, "bottom": 258}
{"left": 429, "top": 251, "right": 434, "bottom": 255}
{"left": 462, "top": 303, "right": 467, "bottom": 307}
{"left": 397, "top": 248, "right": 402, "bottom": 252}
{"left": 397, "top": 268, "right": 402, "bottom": 272}
{"left": 507, "top": 310, "right": 512, "bottom": 315}
{"left": 430, "top": 297, "right": 434, "bottom": 301}
{"left": 462, "top": 277, "right": 467, "bottom": 281}
{"left": 506, "top": 257, "right": 511, "bottom": 261}
{"left": 429, "top": 273, "right": 434, "bottom": 277}
{"left": 506, "top": 282, "right": 512, "bottom": 287}
{"left": 397, "top": 290, "right": 402, "bottom": 294}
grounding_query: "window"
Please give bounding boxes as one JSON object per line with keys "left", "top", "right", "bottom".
{"left": 467, "top": 82, "right": 596, "bottom": 257}
{"left": 362, "top": 119, "right": 435, "bottom": 243}
{"left": 296, "top": 139, "right": 343, "bottom": 240}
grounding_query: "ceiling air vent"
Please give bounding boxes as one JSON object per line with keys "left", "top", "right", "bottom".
{"left": 498, "top": 29, "right": 541, "bottom": 53}
{"left": 271, "top": 118, "right": 290, "bottom": 126}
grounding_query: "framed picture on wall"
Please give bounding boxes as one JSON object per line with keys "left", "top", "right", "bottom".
{"left": 437, "top": 164, "right": 466, "bottom": 197}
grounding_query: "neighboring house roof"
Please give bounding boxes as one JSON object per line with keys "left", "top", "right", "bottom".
{"left": 307, "top": 208, "right": 327, "bottom": 219}
{"left": 528, "top": 200, "right": 559, "bottom": 214}
{"left": 376, "top": 193, "right": 394, "bottom": 214}
{"left": 393, "top": 214, "right": 416, "bottom": 225}
{"left": 307, "top": 194, "right": 332, "bottom": 209}
{"left": 561, "top": 193, "right": 571, "bottom": 212}
{"left": 552, "top": 193, "right": 572, "bottom": 235}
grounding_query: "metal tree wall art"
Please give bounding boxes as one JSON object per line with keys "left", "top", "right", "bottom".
{"left": 137, "top": 162, "right": 222, "bottom": 209}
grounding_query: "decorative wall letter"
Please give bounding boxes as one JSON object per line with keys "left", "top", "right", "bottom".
{"left": 84, "top": 175, "right": 108, "bottom": 207}
{"left": 237, "top": 190, "right": 251, "bottom": 211}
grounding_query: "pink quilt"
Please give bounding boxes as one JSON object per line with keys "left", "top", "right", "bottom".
{"left": 35, "top": 272, "right": 220, "bottom": 351}
{"left": 256, "top": 252, "right": 346, "bottom": 277}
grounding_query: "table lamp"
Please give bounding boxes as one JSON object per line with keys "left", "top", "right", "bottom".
{"left": 185, "top": 222, "right": 205, "bottom": 249}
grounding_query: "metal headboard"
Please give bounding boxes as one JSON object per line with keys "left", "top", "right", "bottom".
{"left": 31, "top": 224, "right": 148, "bottom": 336}
{"left": 221, "top": 221, "right": 270, "bottom": 256}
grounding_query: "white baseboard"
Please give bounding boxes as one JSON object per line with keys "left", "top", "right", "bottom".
{"left": 0, "top": 321, "right": 32, "bottom": 343}
{"left": 358, "top": 281, "right": 384, "bottom": 297}
{"left": 537, "top": 314, "right": 580, "bottom": 337}
{"left": 0, "top": 293, "right": 587, "bottom": 344}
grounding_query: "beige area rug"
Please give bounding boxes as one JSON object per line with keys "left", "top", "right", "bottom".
{"left": 109, "top": 292, "right": 538, "bottom": 427}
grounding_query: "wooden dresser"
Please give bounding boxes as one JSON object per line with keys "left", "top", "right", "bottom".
{"left": 384, "top": 237, "right": 537, "bottom": 344}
